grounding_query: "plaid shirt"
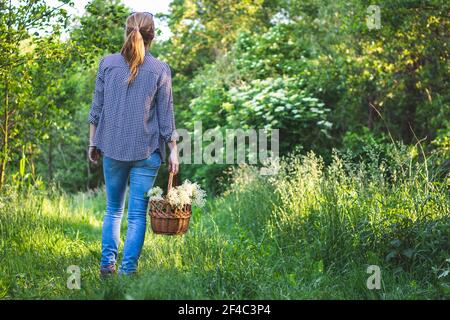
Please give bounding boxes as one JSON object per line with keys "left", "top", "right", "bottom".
{"left": 88, "top": 51, "right": 178, "bottom": 162}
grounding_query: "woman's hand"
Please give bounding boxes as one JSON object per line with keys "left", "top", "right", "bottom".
{"left": 88, "top": 146, "right": 101, "bottom": 165}
{"left": 168, "top": 143, "right": 179, "bottom": 174}
{"left": 168, "top": 149, "right": 179, "bottom": 174}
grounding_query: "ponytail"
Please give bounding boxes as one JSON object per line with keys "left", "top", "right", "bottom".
{"left": 120, "top": 13, "right": 155, "bottom": 84}
{"left": 121, "top": 27, "right": 145, "bottom": 84}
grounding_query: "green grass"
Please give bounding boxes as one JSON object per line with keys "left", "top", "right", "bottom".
{"left": 0, "top": 151, "right": 449, "bottom": 299}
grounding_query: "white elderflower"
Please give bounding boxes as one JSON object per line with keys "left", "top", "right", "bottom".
{"left": 180, "top": 179, "right": 195, "bottom": 197}
{"left": 177, "top": 187, "right": 192, "bottom": 206}
{"left": 152, "top": 180, "right": 207, "bottom": 209}
{"left": 147, "top": 186, "right": 163, "bottom": 201}
{"left": 166, "top": 188, "right": 182, "bottom": 209}
{"left": 191, "top": 184, "right": 206, "bottom": 208}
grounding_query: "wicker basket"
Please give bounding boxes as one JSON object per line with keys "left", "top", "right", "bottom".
{"left": 148, "top": 173, "right": 192, "bottom": 235}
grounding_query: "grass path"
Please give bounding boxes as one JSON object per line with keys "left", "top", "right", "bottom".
{"left": 1, "top": 188, "right": 217, "bottom": 299}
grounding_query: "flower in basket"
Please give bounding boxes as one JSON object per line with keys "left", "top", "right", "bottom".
{"left": 182, "top": 180, "right": 206, "bottom": 208}
{"left": 146, "top": 180, "right": 206, "bottom": 209}
{"left": 146, "top": 186, "right": 163, "bottom": 201}
{"left": 166, "top": 187, "right": 188, "bottom": 209}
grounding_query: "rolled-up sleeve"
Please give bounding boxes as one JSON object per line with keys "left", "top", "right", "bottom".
{"left": 88, "top": 58, "right": 105, "bottom": 125}
{"left": 156, "top": 62, "right": 178, "bottom": 143}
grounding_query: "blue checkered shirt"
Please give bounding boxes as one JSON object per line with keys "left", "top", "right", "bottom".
{"left": 88, "top": 51, "right": 178, "bottom": 162}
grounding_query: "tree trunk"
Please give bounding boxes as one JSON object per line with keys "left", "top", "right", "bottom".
{"left": 368, "top": 102, "right": 375, "bottom": 130}
{"left": 0, "top": 77, "right": 9, "bottom": 190}
{"left": 366, "top": 91, "right": 376, "bottom": 130}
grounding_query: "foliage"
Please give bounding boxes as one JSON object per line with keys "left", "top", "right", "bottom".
{"left": 429, "top": 123, "right": 450, "bottom": 184}
{"left": 163, "top": 0, "right": 280, "bottom": 74}
{"left": 2, "top": 0, "right": 448, "bottom": 193}
{"left": 227, "top": 77, "right": 332, "bottom": 152}
{"left": 170, "top": 0, "right": 448, "bottom": 190}
{"left": 0, "top": 0, "right": 73, "bottom": 189}
{"left": 0, "top": 149, "right": 448, "bottom": 299}
{"left": 70, "top": 0, "right": 130, "bottom": 64}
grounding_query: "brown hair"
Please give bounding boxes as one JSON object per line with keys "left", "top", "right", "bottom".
{"left": 120, "top": 12, "right": 155, "bottom": 84}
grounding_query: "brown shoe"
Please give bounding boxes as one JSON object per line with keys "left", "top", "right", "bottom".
{"left": 100, "top": 264, "right": 116, "bottom": 278}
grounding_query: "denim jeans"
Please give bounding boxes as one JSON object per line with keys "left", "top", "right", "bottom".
{"left": 100, "top": 150, "right": 161, "bottom": 275}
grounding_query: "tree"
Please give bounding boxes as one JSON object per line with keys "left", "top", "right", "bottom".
{"left": 70, "top": 0, "right": 130, "bottom": 63}
{"left": 0, "top": 0, "right": 72, "bottom": 189}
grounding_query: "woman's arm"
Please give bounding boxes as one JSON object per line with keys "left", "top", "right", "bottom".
{"left": 88, "top": 124, "right": 100, "bottom": 165}
{"left": 156, "top": 62, "right": 179, "bottom": 174}
{"left": 87, "top": 58, "right": 105, "bottom": 164}
{"left": 89, "top": 124, "right": 97, "bottom": 146}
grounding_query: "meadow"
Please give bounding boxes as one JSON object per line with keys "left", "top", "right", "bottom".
{"left": 0, "top": 0, "right": 449, "bottom": 300}
{"left": 1, "top": 148, "right": 448, "bottom": 299}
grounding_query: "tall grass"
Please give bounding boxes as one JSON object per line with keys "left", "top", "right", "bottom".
{"left": 0, "top": 147, "right": 448, "bottom": 299}
{"left": 269, "top": 150, "right": 449, "bottom": 286}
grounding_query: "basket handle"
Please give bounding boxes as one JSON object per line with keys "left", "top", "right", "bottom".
{"left": 167, "top": 172, "right": 177, "bottom": 192}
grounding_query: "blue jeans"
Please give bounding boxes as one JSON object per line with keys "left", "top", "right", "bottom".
{"left": 100, "top": 150, "right": 161, "bottom": 275}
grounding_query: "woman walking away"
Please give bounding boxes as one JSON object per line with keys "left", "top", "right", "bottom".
{"left": 87, "top": 12, "right": 179, "bottom": 277}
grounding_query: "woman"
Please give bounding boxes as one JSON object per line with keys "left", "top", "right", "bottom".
{"left": 87, "top": 12, "right": 179, "bottom": 276}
